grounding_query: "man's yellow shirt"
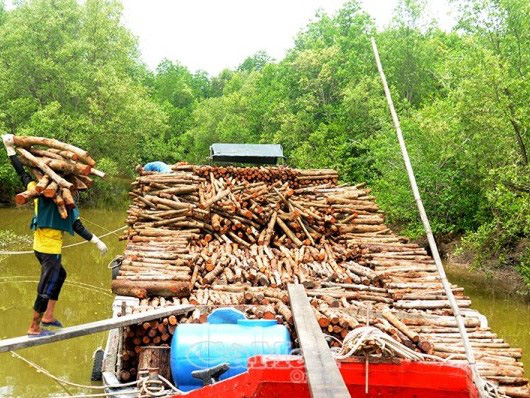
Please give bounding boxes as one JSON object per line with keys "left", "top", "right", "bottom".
{"left": 28, "top": 181, "right": 63, "bottom": 254}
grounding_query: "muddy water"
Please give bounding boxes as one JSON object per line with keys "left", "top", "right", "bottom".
{"left": 0, "top": 207, "right": 126, "bottom": 397}
{"left": 446, "top": 265, "right": 530, "bottom": 376}
{"left": 0, "top": 206, "right": 529, "bottom": 396}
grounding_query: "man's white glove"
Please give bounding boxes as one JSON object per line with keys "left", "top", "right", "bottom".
{"left": 1, "top": 134, "right": 16, "bottom": 156}
{"left": 91, "top": 235, "right": 108, "bottom": 256}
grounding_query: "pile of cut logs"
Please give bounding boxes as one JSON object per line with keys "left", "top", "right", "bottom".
{"left": 189, "top": 165, "right": 338, "bottom": 187}
{"left": 113, "top": 165, "right": 529, "bottom": 397}
{"left": 11, "top": 136, "right": 105, "bottom": 218}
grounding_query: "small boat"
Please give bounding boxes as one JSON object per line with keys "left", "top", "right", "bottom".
{"left": 101, "top": 296, "right": 480, "bottom": 398}
{"left": 168, "top": 355, "right": 479, "bottom": 398}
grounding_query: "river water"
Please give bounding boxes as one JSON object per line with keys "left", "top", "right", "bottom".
{"left": 0, "top": 207, "right": 528, "bottom": 397}
{"left": 0, "top": 207, "right": 125, "bottom": 397}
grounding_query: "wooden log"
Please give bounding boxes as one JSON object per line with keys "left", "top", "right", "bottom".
{"left": 263, "top": 211, "right": 277, "bottom": 246}
{"left": 381, "top": 307, "right": 419, "bottom": 343}
{"left": 393, "top": 299, "right": 471, "bottom": 310}
{"left": 43, "top": 181, "right": 59, "bottom": 198}
{"left": 276, "top": 217, "right": 303, "bottom": 247}
{"left": 497, "top": 386, "right": 530, "bottom": 398}
{"left": 29, "top": 147, "right": 80, "bottom": 164}
{"left": 54, "top": 193, "right": 68, "bottom": 219}
{"left": 75, "top": 174, "right": 93, "bottom": 188}
{"left": 61, "top": 188, "right": 75, "bottom": 209}
{"left": 70, "top": 175, "right": 88, "bottom": 190}
{"left": 35, "top": 175, "right": 51, "bottom": 193}
{"left": 345, "top": 261, "right": 377, "bottom": 280}
{"left": 41, "top": 157, "right": 91, "bottom": 175}
{"left": 13, "top": 136, "right": 95, "bottom": 166}
{"left": 111, "top": 280, "right": 190, "bottom": 298}
{"left": 15, "top": 188, "right": 40, "bottom": 205}
{"left": 202, "top": 262, "right": 225, "bottom": 285}
{"left": 201, "top": 189, "right": 231, "bottom": 209}
{"left": 144, "top": 195, "right": 191, "bottom": 210}
{"left": 277, "top": 302, "right": 293, "bottom": 325}
{"left": 17, "top": 148, "right": 73, "bottom": 189}
{"left": 48, "top": 148, "right": 79, "bottom": 161}
{"left": 91, "top": 168, "right": 106, "bottom": 178}
{"left": 138, "top": 346, "right": 171, "bottom": 381}
{"left": 120, "top": 370, "right": 131, "bottom": 382}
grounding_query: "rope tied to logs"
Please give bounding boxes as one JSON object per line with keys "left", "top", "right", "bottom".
{"left": 10, "top": 350, "right": 138, "bottom": 390}
{"left": 333, "top": 325, "right": 440, "bottom": 361}
{"left": 332, "top": 326, "right": 505, "bottom": 398}
{"left": 137, "top": 369, "right": 181, "bottom": 397}
{"left": 10, "top": 350, "right": 182, "bottom": 398}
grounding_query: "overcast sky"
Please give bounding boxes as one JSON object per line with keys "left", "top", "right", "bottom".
{"left": 121, "top": 0, "right": 456, "bottom": 75}
{"left": 4, "top": 0, "right": 455, "bottom": 75}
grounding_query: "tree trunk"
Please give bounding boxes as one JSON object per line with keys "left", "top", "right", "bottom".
{"left": 504, "top": 88, "right": 528, "bottom": 166}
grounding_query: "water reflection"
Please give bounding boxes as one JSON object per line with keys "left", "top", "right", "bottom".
{"left": 0, "top": 207, "right": 126, "bottom": 397}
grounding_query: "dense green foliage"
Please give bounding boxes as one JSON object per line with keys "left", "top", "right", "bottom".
{"left": 0, "top": 0, "right": 168, "bottom": 198}
{"left": 0, "top": 0, "right": 528, "bottom": 285}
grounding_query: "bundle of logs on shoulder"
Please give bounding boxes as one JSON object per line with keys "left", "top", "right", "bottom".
{"left": 11, "top": 136, "right": 105, "bottom": 218}
{"left": 112, "top": 164, "right": 529, "bottom": 397}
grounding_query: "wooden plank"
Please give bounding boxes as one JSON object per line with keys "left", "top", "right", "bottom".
{"left": 287, "top": 284, "right": 350, "bottom": 398}
{"left": 103, "top": 328, "right": 120, "bottom": 373}
{"left": 102, "top": 372, "right": 138, "bottom": 398}
{"left": 0, "top": 305, "right": 193, "bottom": 353}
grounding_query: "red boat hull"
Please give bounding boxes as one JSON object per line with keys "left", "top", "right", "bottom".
{"left": 172, "top": 355, "right": 479, "bottom": 398}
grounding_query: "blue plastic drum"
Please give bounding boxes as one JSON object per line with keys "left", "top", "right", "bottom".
{"left": 170, "top": 308, "right": 291, "bottom": 391}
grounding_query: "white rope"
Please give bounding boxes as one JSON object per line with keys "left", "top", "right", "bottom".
{"left": 371, "top": 37, "right": 505, "bottom": 398}
{"left": 107, "top": 256, "right": 122, "bottom": 269}
{"left": 80, "top": 217, "right": 123, "bottom": 237}
{"left": 0, "top": 226, "right": 126, "bottom": 255}
{"left": 10, "top": 351, "right": 137, "bottom": 389}
{"left": 157, "top": 375, "right": 180, "bottom": 395}
{"left": 333, "top": 326, "right": 439, "bottom": 361}
{"left": 0, "top": 277, "right": 113, "bottom": 296}
{"left": 137, "top": 370, "right": 181, "bottom": 397}
{"left": 56, "top": 374, "right": 181, "bottom": 398}
{"left": 333, "top": 327, "right": 505, "bottom": 398}
{"left": 11, "top": 351, "right": 182, "bottom": 398}
{"left": 50, "top": 392, "right": 136, "bottom": 398}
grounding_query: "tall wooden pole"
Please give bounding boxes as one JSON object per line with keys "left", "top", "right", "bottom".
{"left": 370, "top": 37, "right": 488, "bottom": 398}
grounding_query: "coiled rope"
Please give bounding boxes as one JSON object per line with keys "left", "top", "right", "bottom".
{"left": 0, "top": 225, "right": 126, "bottom": 255}
{"left": 137, "top": 370, "right": 181, "bottom": 397}
{"left": 332, "top": 326, "right": 505, "bottom": 398}
{"left": 332, "top": 326, "right": 440, "bottom": 362}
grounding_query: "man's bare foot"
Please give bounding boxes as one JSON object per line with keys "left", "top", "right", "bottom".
{"left": 41, "top": 316, "right": 55, "bottom": 323}
{"left": 29, "top": 310, "right": 44, "bottom": 334}
{"left": 27, "top": 329, "right": 55, "bottom": 337}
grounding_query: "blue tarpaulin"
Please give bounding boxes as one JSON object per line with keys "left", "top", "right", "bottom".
{"left": 144, "top": 161, "right": 172, "bottom": 173}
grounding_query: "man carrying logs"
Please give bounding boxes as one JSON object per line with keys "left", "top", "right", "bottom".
{"left": 2, "top": 134, "right": 109, "bottom": 337}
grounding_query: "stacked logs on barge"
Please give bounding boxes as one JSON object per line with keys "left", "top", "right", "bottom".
{"left": 112, "top": 164, "right": 529, "bottom": 398}
{"left": 10, "top": 136, "right": 105, "bottom": 218}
